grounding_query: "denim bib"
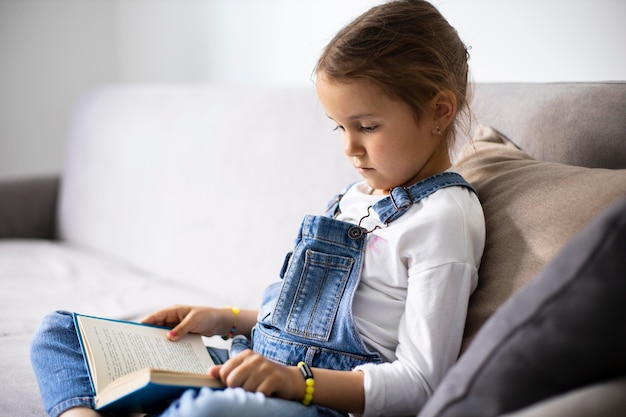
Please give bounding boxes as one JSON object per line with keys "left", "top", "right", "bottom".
{"left": 252, "top": 172, "right": 476, "bottom": 370}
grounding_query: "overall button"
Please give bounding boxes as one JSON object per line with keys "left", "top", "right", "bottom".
{"left": 348, "top": 226, "right": 365, "bottom": 240}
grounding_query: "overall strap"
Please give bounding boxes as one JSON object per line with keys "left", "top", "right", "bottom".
{"left": 373, "top": 172, "right": 476, "bottom": 224}
{"left": 324, "top": 182, "right": 357, "bottom": 218}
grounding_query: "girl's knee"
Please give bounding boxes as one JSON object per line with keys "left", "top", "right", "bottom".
{"left": 30, "top": 310, "right": 77, "bottom": 360}
{"left": 37, "top": 310, "right": 75, "bottom": 332}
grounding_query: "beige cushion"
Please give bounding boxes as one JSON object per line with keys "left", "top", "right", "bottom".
{"left": 456, "top": 126, "right": 626, "bottom": 350}
{"left": 470, "top": 83, "right": 626, "bottom": 169}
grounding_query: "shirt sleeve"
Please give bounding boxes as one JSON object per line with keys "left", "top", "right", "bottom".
{"left": 353, "top": 189, "right": 484, "bottom": 417}
{"left": 354, "top": 262, "right": 477, "bottom": 417}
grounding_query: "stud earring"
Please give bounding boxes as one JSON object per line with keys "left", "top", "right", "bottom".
{"left": 433, "top": 126, "right": 442, "bottom": 135}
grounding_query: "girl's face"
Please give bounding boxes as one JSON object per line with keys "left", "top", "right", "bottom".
{"left": 316, "top": 74, "right": 451, "bottom": 195}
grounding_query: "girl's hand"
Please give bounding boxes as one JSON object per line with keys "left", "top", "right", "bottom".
{"left": 210, "top": 350, "right": 367, "bottom": 412}
{"left": 141, "top": 305, "right": 227, "bottom": 341}
{"left": 208, "top": 349, "right": 303, "bottom": 401}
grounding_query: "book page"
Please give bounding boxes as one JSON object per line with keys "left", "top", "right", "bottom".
{"left": 75, "top": 315, "right": 215, "bottom": 393}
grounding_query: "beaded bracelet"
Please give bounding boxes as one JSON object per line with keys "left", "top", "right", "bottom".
{"left": 222, "top": 306, "right": 240, "bottom": 340}
{"left": 297, "top": 361, "right": 315, "bottom": 406}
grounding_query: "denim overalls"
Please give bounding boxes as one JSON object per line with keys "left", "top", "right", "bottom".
{"left": 251, "top": 172, "right": 476, "bottom": 371}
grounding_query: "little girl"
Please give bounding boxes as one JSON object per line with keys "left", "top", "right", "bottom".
{"left": 31, "top": 1, "right": 485, "bottom": 416}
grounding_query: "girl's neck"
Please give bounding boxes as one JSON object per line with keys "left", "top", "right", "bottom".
{"left": 367, "top": 165, "right": 454, "bottom": 196}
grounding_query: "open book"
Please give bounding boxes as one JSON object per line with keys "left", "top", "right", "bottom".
{"left": 74, "top": 313, "right": 224, "bottom": 412}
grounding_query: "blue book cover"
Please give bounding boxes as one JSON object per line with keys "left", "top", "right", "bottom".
{"left": 94, "top": 368, "right": 224, "bottom": 412}
{"left": 73, "top": 313, "right": 224, "bottom": 412}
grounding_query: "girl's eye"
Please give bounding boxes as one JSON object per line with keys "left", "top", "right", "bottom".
{"left": 332, "top": 124, "right": 377, "bottom": 133}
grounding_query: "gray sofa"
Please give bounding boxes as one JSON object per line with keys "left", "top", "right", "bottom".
{"left": 1, "top": 82, "right": 624, "bottom": 417}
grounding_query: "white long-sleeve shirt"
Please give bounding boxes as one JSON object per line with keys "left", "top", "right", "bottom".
{"left": 334, "top": 176, "right": 485, "bottom": 417}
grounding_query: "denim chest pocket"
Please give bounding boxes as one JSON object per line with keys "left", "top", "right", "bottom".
{"left": 272, "top": 248, "right": 355, "bottom": 341}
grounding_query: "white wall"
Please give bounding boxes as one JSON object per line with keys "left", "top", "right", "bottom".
{"left": 437, "top": 0, "right": 626, "bottom": 83}
{"left": 191, "top": 0, "right": 626, "bottom": 85}
{"left": 0, "top": 0, "right": 116, "bottom": 179}
{"left": 1, "top": 0, "right": 624, "bottom": 179}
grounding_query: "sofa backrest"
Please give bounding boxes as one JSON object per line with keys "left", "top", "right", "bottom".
{"left": 471, "top": 82, "right": 626, "bottom": 169}
{"left": 57, "top": 82, "right": 626, "bottom": 309}
{"left": 57, "top": 85, "right": 358, "bottom": 307}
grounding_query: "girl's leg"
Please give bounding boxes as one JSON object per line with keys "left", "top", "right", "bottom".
{"left": 56, "top": 409, "right": 102, "bottom": 417}
{"left": 30, "top": 310, "right": 97, "bottom": 417}
{"left": 154, "top": 387, "right": 342, "bottom": 417}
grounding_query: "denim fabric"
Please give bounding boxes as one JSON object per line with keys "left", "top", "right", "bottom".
{"left": 152, "top": 387, "right": 344, "bottom": 417}
{"left": 253, "top": 173, "right": 475, "bottom": 370}
{"left": 30, "top": 310, "right": 95, "bottom": 417}
{"left": 325, "top": 172, "right": 473, "bottom": 222}
{"left": 373, "top": 172, "right": 475, "bottom": 224}
{"left": 254, "top": 215, "right": 382, "bottom": 370}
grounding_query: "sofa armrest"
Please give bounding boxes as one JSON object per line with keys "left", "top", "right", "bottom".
{"left": 0, "top": 175, "right": 60, "bottom": 239}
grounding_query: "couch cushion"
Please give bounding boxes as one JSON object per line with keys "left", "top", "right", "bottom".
{"left": 418, "top": 194, "right": 626, "bottom": 417}
{"left": 57, "top": 85, "right": 357, "bottom": 309}
{"left": 471, "top": 83, "right": 626, "bottom": 169}
{"left": 500, "top": 377, "right": 626, "bottom": 417}
{"left": 456, "top": 126, "right": 626, "bottom": 349}
{"left": 0, "top": 334, "right": 47, "bottom": 417}
{"left": 0, "top": 240, "right": 224, "bottom": 337}
{"left": 0, "top": 240, "right": 232, "bottom": 417}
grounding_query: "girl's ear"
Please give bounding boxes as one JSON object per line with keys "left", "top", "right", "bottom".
{"left": 433, "top": 90, "right": 457, "bottom": 131}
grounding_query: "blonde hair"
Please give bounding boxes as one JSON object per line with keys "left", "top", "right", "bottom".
{"left": 315, "top": 0, "right": 471, "bottom": 148}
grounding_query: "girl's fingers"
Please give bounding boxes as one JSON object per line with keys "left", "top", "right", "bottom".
{"left": 141, "top": 305, "right": 187, "bottom": 326}
{"left": 208, "top": 365, "right": 223, "bottom": 379}
{"left": 139, "top": 310, "right": 164, "bottom": 325}
{"left": 143, "top": 305, "right": 228, "bottom": 340}
{"left": 166, "top": 313, "right": 197, "bottom": 340}
{"left": 139, "top": 306, "right": 194, "bottom": 340}
{"left": 215, "top": 350, "right": 286, "bottom": 397}
{"left": 217, "top": 350, "right": 247, "bottom": 382}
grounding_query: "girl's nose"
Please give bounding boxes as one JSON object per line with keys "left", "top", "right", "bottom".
{"left": 343, "top": 132, "right": 364, "bottom": 157}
